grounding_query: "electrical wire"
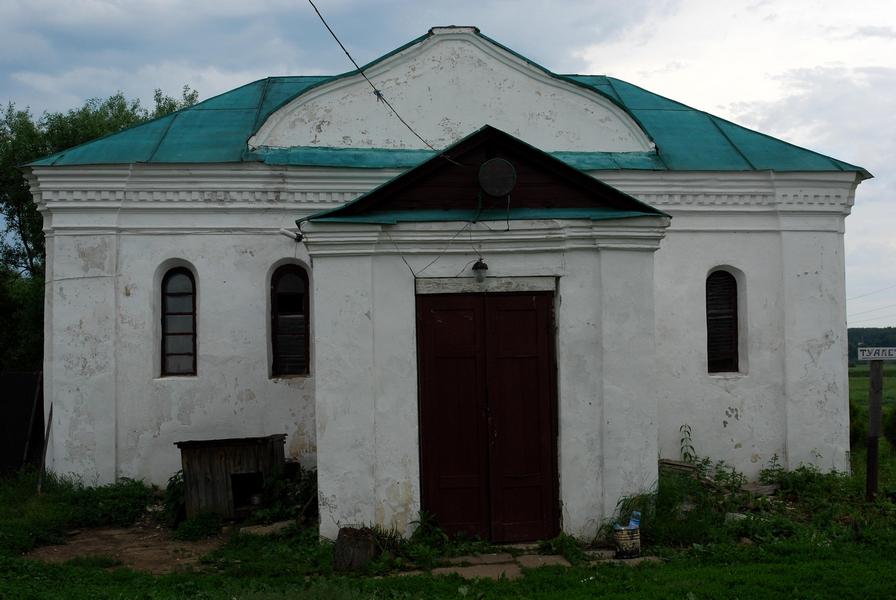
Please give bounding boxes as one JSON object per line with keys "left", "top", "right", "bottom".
{"left": 454, "top": 258, "right": 479, "bottom": 278}
{"left": 848, "top": 312, "right": 896, "bottom": 325}
{"left": 382, "top": 222, "right": 475, "bottom": 279}
{"left": 382, "top": 230, "right": 417, "bottom": 278}
{"left": 307, "top": 0, "right": 463, "bottom": 167}
{"left": 505, "top": 193, "right": 511, "bottom": 231}
{"left": 415, "top": 222, "right": 473, "bottom": 276}
{"left": 848, "top": 283, "right": 896, "bottom": 301}
{"left": 848, "top": 302, "right": 896, "bottom": 318}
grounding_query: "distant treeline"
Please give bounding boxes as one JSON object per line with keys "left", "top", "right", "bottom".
{"left": 848, "top": 327, "right": 896, "bottom": 363}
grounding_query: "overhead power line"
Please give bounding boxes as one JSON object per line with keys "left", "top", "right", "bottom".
{"left": 848, "top": 282, "right": 896, "bottom": 301}
{"left": 848, "top": 302, "right": 896, "bottom": 318}
{"left": 307, "top": 0, "right": 461, "bottom": 166}
{"left": 848, "top": 312, "right": 896, "bottom": 325}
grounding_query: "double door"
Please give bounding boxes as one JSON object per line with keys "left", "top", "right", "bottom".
{"left": 416, "top": 292, "right": 559, "bottom": 542}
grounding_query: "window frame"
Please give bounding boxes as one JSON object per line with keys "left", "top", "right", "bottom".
{"left": 161, "top": 267, "right": 197, "bottom": 376}
{"left": 270, "top": 264, "right": 310, "bottom": 377}
{"left": 706, "top": 269, "right": 739, "bottom": 374}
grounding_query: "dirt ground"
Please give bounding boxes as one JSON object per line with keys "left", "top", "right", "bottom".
{"left": 27, "top": 527, "right": 224, "bottom": 574}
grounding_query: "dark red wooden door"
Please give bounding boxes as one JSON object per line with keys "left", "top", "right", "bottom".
{"left": 417, "top": 293, "right": 558, "bottom": 542}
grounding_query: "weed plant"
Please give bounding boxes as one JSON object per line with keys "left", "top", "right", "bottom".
{"left": 3, "top": 452, "right": 896, "bottom": 598}
{"left": 609, "top": 459, "right": 749, "bottom": 548}
{"left": 885, "top": 405, "right": 896, "bottom": 449}
{"left": 537, "top": 533, "right": 587, "bottom": 564}
{"left": 162, "top": 470, "right": 185, "bottom": 528}
{"left": 365, "top": 512, "right": 498, "bottom": 572}
{"left": 173, "top": 512, "right": 222, "bottom": 540}
{"left": 248, "top": 464, "right": 318, "bottom": 525}
{"left": 202, "top": 524, "right": 332, "bottom": 577}
{"left": 0, "top": 470, "right": 154, "bottom": 556}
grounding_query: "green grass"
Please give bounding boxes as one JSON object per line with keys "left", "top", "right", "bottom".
{"left": 172, "top": 512, "right": 222, "bottom": 541}
{"left": 849, "top": 365, "right": 896, "bottom": 406}
{"left": 0, "top": 470, "right": 155, "bottom": 557}
{"left": 201, "top": 525, "right": 333, "bottom": 577}
{"left": 4, "top": 453, "right": 895, "bottom": 599}
{"left": 3, "top": 540, "right": 896, "bottom": 599}
{"left": 3, "top": 371, "right": 896, "bottom": 598}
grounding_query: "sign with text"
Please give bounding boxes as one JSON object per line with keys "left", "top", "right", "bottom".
{"left": 858, "top": 347, "right": 896, "bottom": 361}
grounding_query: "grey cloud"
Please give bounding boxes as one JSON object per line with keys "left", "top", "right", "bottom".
{"left": 725, "top": 65, "right": 896, "bottom": 324}
{"left": 728, "top": 66, "right": 895, "bottom": 179}
{"left": 850, "top": 25, "right": 896, "bottom": 39}
{"left": 2, "top": 0, "right": 682, "bottom": 114}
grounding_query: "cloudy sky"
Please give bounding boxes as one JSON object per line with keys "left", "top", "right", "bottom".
{"left": 2, "top": 0, "right": 894, "bottom": 326}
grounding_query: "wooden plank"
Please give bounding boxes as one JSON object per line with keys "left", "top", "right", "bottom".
{"left": 867, "top": 359, "right": 883, "bottom": 500}
{"left": 417, "top": 294, "right": 491, "bottom": 539}
{"left": 485, "top": 293, "right": 558, "bottom": 542}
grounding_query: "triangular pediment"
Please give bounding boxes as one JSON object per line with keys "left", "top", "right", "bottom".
{"left": 251, "top": 27, "right": 652, "bottom": 153}
{"left": 307, "top": 126, "right": 665, "bottom": 224}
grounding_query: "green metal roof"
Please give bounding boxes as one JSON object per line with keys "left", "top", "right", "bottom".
{"left": 27, "top": 30, "right": 870, "bottom": 179}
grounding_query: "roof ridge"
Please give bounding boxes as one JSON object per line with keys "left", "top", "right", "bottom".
{"left": 708, "top": 115, "right": 756, "bottom": 170}
{"left": 709, "top": 111, "right": 869, "bottom": 177}
{"left": 146, "top": 111, "right": 180, "bottom": 163}
{"left": 604, "top": 77, "right": 667, "bottom": 169}
{"left": 253, "top": 78, "right": 273, "bottom": 131}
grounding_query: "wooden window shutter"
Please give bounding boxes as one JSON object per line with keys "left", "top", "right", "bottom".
{"left": 161, "top": 267, "right": 197, "bottom": 376}
{"left": 706, "top": 270, "right": 738, "bottom": 373}
{"left": 271, "top": 265, "right": 309, "bottom": 376}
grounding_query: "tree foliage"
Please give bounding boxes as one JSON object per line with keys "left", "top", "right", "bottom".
{"left": 848, "top": 327, "right": 896, "bottom": 364}
{"left": 0, "top": 86, "right": 197, "bottom": 371}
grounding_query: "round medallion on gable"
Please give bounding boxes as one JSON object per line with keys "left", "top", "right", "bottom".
{"left": 478, "top": 158, "right": 517, "bottom": 197}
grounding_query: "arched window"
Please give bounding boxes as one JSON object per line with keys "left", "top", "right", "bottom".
{"left": 161, "top": 267, "right": 196, "bottom": 376}
{"left": 271, "top": 265, "right": 309, "bottom": 376}
{"left": 706, "top": 270, "right": 738, "bottom": 373}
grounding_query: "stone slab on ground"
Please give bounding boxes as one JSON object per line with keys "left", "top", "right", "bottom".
{"left": 504, "top": 542, "right": 540, "bottom": 552}
{"left": 516, "top": 554, "right": 571, "bottom": 568}
{"left": 603, "top": 556, "right": 664, "bottom": 566}
{"left": 584, "top": 549, "right": 616, "bottom": 560}
{"left": 239, "top": 521, "right": 294, "bottom": 536}
{"left": 432, "top": 563, "right": 523, "bottom": 580}
{"left": 742, "top": 482, "right": 779, "bottom": 496}
{"left": 448, "top": 553, "right": 514, "bottom": 565}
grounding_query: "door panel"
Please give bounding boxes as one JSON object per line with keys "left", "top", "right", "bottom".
{"left": 485, "top": 294, "right": 558, "bottom": 542}
{"left": 417, "top": 293, "right": 558, "bottom": 542}
{"left": 417, "top": 295, "right": 490, "bottom": 539}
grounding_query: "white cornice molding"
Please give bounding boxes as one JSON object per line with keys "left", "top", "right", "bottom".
{"left": 28, "top": 164, "right": 859, "bottom": 235}
{"left": 302, "top": 218, "right": 670, "bottom": 257}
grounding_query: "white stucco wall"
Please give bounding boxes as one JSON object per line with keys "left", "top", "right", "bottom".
{"left": 596, "top": 171, "right": 857, "bottom": 477}
{"left": 250, "top": 27, "right": 651, "bottom": 153}
{"left": 307, "top": 219, "right": 667, "bottom": 540}
{"left": 35, "top": 178, "right": 320, "bottom": 484}
{"left": 25, "top": 28, "right": 861, "bottom": 539}
{"left": 28, "top": 162, "right": 858, "bottom": 517}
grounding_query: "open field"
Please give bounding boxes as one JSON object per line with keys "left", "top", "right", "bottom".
{"left": 2, "top": 370, "right": 896, "bottom": 599}
{"left": 849, "top": 364, "right": 896, "bottom": 406}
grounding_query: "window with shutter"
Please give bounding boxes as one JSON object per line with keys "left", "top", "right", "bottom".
{"left": 271, "top": 265, "right": 309, "bottom": 376}
{"left": 706, "top": 270, "right": 738, "bottom": 373}
{"left": 161, "top": 267, "right": 196, "bottom": 376}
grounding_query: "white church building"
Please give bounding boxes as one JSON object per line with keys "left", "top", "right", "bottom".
{"left": 25, "top": 27, "right": 870, "bottom": 542}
